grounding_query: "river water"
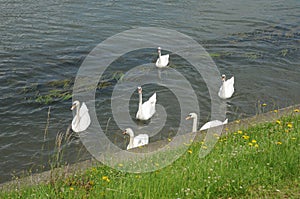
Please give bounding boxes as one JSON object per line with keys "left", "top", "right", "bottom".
{"left": 0, "top": 0, "right": 299, "bottom": 183}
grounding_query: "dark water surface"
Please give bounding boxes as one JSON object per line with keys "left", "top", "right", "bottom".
{"left": 0, "top": 0, "right": 299, "bottom": 183}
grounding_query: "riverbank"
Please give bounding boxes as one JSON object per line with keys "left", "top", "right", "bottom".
{"left": 1, "top": 104, "right": 299, "bottom": 198}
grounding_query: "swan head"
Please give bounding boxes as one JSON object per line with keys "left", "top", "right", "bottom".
{"left": 123, "top": 128, "right": 134, "bottom": 137}
{"left": 186, "top": 112, "right": 197, "bottom": 120}
{"left": 71, "top": 100, "right": 80, "bottom": 110}
{"left": 221, "top": 74, "right": 226, "bottom": 82}
{"left": 157, "top": 47, "right": 161, "bottom": 53}
{"left": 137, "top": 86, "right": 142, "bottom": 94}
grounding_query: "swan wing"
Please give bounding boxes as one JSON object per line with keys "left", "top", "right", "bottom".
{"left": 218, "top": 77, "right": 234, "bottom": 99}
{"left": 160, "top": 54, "right": 169, "bottom": 66}
{"left": 200, "top": 120, "right": 223, "bottom": 131}
{"left": 225, "top": 77, "right": 234, "bottom": 96}
{"left": 72, "top": 103, "right": 91, "bottom": 132}
{"left": 79, "top": 102, "right": 89, "bottom": 117}
{"left": 137, "top": 93, "right": 156, "bottom": 120}
{"left": 226, "top": 76, "right": 234, "bottom": 86}
{"left": 148, "top": 92, "right": 156, "bottom": 104}
{"left": 143, "top": 93, "right": 156, "bottom": 118}
{"left": 156, "top": 54, "right": 169, "bottom": 67}
{"left": 133, "top": 134, "right": 149, "bottom": 147}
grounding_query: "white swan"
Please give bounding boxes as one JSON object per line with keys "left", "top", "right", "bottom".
{"left": 155, "top": 47, "right": 169, "bottom": 68}
{"left": 218, "top": 74, "right": 234, "bottom": 99}
{"left": 136, "top": 87, "right": 156, "bottom": 120}
{"left": 123, "top": 128, "right": 149, "bottom": 150}
{"left": 71, "top": 100, "right": 91, "bottom": 133}
{"left": 186, "top": 112, "right": 228, "bottom": 132}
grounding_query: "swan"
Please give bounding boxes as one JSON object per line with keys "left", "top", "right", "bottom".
{"left": 136, "top": 87, "right": 156, "bottom": 120}
{"left": 71, "top": 100, "right": 91, "bottom": 133}
{"left": 155, "top": 47, "right": 169, "bottom": 68}
{"left": 123, "top": 128, "right": 149, "bottom": 150}
{"left": 186, "top": 112, "right": 228, "bottom": 132}
{"left": 218, "top": 74, "right": 234, "bottom": 99}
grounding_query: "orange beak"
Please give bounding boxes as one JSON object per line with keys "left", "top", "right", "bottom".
{"left": 185, "top": 116, "right": 191, "bottom": 120}
{"left": 71, "top": 104, "right": 76, "bottom": 110}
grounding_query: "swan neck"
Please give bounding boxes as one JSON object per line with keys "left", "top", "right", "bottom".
{"left": 76, "top": 103, "right": 80, "bottom": 114}
{"left": 221, "top": 81, "right": 226, "bottom": 94}
{"left": 76, "top": 102, "right": 80, "bottom": 123}
{"left": 139, "top": 92, "right": 143, "bottom": 106}
{"left": 128, "top": 133, "right": 134, "bottom": 148}
{"left": 129, "top": 136, "right": 134, "bottom": 147}
{"left": 192, "top": 116, "right": 198, "bottom": 132}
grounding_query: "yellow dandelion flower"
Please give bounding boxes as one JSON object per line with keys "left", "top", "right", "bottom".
{"left": 248, "top": 143, "right": 253, "bottom": 146}
{"left": 273, "top": 110, "right": 278, "bottom": 113}
{"left": 102, "top": 176, "right": 110, "bottom": 182}
{"left": 187, "top": 149, "right": 192, "bottom": 154}
{"left": 285, "top": 129, "right": 289, "bottom": 133}
{"left": 202, "top": 145, "right": 208, "bottom": 149}
{"left": 242, "top": 135, "right": 250, "bottom": 140}
{"left": 238, "top": 130, "right": 243, "bottom": 134}
{"left": 294, "top": 109, "right": 299, "bottom": 113}
{"left": 252, "top": 139, "right": 257, "bottom": 143}
{"left": 276, "top": 120, "right": 281, "bottom": 125}
{"left": 225, "top": 127, "right": 229, "bottom": 131}
{"left": 70, "top": 187, "right": 74, "bottom": 191}
{"left": 291, "top": 137, "right": 296, "bottom": 140}
{"left": 118, "top": 163, "right": 123, "bottom": 167}
{"left": 254, "top": 144, "right": 259, "bottom": 148}
{"left": 235, "top": 120, "right": 241, "bottom": 124}
{"left": 276, "top": 141, "right": 282, "bottom": 145}
{"left": 168, "top": 138, "right": 172, "bottom": 142}
{"left": 262, "top": 103, "right": 267, "bottom": 107}
{"left": 287, "top": 123, "right": 293, "bottom": 128}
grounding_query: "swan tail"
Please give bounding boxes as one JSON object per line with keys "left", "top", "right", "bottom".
{"left": 223, "top": 118, "right": 228, "bottom": 124}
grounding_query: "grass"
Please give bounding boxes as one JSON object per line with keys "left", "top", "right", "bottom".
{"left": 1, "top": 111, "right": 299, "bottom": 198}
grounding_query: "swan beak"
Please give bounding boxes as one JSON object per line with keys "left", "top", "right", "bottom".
{"left": 137, "top": 87, "right": 142, "bottom": 94}
{"left": 71, "top": 105, "right": 76, "bottom": 110}
{"left": 122, "top": 130, "right": 127, "bottom": 135}
{"left": 221, "top": 75, "right": 226, "bottom": 81}
{"left": 185, "top": 116, "right": 191, "bottom": 120}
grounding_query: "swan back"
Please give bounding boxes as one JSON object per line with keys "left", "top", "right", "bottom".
{"left": 200, "top": 118, "right": 228, "bottom": 131}
{"left": 218, "top": 75, "right": 234, "bottom": 99}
